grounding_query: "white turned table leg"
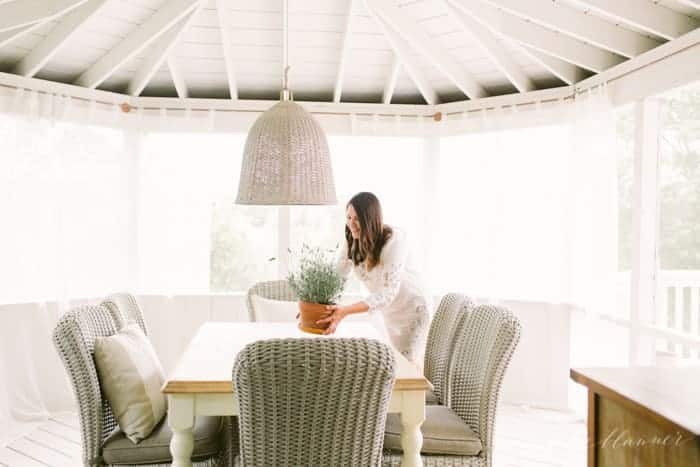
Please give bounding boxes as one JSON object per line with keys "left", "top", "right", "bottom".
{"left": 400, "top": 390, "right": 425, "bottom": 467}
{"left": 169, "top": 394, "right": 195, "bottom": 467}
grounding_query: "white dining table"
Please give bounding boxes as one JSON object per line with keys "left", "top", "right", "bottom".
{"left": 162, "top": 321, "right": 430, "bottom": 467}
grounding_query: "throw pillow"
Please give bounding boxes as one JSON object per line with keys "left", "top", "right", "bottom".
{"left": 94, "top": 324, "right": 167, "bottom": 443}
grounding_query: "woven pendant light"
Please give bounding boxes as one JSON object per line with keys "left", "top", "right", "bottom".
{"left": 236, "top": 0, "right": 336, "bottom": 206}
{"left": 236, "top": 85, "right": 337, "bottom": 205}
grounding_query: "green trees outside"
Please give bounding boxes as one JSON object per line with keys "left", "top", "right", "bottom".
{"left": 210, "top": 199, "right": 277, "bottom": 292}
{"left": 617, "top": 85, "right": 700, "bottom": 271}
{"left": 658, "top": 87, "right": 700, "bottom": 269}
{"left": 617, "top": 105, "right": 635, "bottom": 271}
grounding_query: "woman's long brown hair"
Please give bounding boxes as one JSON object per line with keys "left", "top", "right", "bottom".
{"left": 345, "top": 192, "right": 392, "bottom": 270}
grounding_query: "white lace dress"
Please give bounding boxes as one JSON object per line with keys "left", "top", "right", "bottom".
{"left": 336, "top": 228, "right": 430, "bottom": 364}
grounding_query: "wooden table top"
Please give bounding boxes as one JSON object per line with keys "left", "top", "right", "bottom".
{"left": 163, "top": 321, "right": 432, "bottom": 394}
{"left": 571, "top": 366, "right": 700, "bottom": 437}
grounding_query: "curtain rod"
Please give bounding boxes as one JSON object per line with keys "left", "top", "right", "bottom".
{"left": 0, "top": 82, "right": 572, "bottom": 121}
{"left": 0, "top": 75, "right": 599, "bottom": 121}
{"left": 0, "top": 84, "right": 442, "bottom": 118}
{"left": 443, "top": 95, "right": 576, "bottom": 117}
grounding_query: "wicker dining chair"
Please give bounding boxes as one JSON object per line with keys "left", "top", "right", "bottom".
{"left": 245, "top": 279, "right": 298, "bottom": 321}
{"left": 53, "top": 304, "right": 234, "bottom": 466}
{"left": 101, "top": 292, "right": 148, "bottom": 334}
{"left": 423, "top": 293, "right": 474, "bottom": 405}
{"left": 384, "top": 304, "right": 521, "bottom": 467}
{"left": 233, "top": 338, "right": 396, "bottom": 467}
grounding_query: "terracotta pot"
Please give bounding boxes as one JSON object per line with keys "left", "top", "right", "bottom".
{"left": 298, "top": 301, "right": 330, "bottom": 334}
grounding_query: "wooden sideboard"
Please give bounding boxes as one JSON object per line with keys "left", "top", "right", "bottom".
{"left": 571, "top": 367, "right": 700, "bottom": 467}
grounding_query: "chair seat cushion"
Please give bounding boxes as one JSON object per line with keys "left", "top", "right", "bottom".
{"left": 102, "top": 416, "right": 224, "bottom": 465}
{"left": 425, "top": 389, "right": 439, "bottom": 405}
{"left": 384, "top": 406, "right": 482, "bottom": 456}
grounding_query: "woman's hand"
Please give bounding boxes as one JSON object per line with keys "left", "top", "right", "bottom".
{"left": 316, "top": 304, "right": 346, "bottom": 335}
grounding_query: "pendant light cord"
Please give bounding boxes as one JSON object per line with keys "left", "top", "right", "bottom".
{"left": 283, "top": 0, "right": 289, "bottom": 91}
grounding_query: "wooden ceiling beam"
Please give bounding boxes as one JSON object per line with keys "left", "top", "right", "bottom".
{"left": 479, "top": 0, "right": 660, "bottom": 58}
{"left": 448, "top": 2, "right": 535, "bottom": 92}
{"left": 372, "top": 14, "right": 439, "bottom": 105}
{"left": 518, "top": 45, "right": 587, "bottom": 85}
{"left": 128, "top": 6, "right": 202, "bottom": 97}
{"left": 14, "top": 0, "right": 109, "bottom": 77}
{"left": 167, "top": 53, "right": 188, "bottom": 99}
{"left": 367, "top": 0, "right": 487, "bottom": 99}
{"left": 672, "top": 0, "right": 700, "bottom": 9}
{"left": 569, "top": 0, "right": 698, "bottom": 41}
{"left": 333, "top": 0, "right": 355, "bottom": 103}
{"left": 382, "top": 53, "right": 400, "bottom": 104}
{"left": 75, "top": 0, "right": 199, "bottom": 89}
{"left": 215, "top": 0, "right": 238, "bottom": 100}
{"left": 450, "top": 0, "right": 625, "bottom": 72}
{"left": 0, "top": 0, "right": 88, "bottom": 33}
{"left": 0, "top": 22, "right": 45, "bottom": 50}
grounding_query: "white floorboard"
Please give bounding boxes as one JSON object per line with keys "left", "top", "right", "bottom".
{"left": 0, "top": 447, "right": 48, "bottom": 467}
{"left": 2, "top": 404, "right": 586, "bottom": 467}
{"left": 23, "top": 430, "right": 76, "bottom": 458}
{"left": 36, "top": 423, "right": 80, "bottom": 446}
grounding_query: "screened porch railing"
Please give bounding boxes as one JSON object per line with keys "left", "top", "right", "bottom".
{"left": 615, "top": 270, "right": 700, "bottom": 360}
{"left": 658, "top": 270, "right": 700, "bottom": 358}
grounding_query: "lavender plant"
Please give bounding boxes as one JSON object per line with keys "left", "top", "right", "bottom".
{"left": 287, "top": 244, "right": 345, "bottom": 305}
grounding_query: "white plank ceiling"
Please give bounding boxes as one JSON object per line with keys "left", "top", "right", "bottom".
{"left": 0, "top": 0, "right": 697, "bottom": 104}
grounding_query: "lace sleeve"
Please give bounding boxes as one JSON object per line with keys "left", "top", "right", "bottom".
{"left": 364, "top": 232, "right": 408, "bottom": 312}
{"left": 335, "top": 240, "right": 353, "bottom": 280}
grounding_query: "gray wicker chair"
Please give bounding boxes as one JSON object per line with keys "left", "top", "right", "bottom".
{"left": 384, "top": 304, "right": 521, "bottom": 467}
{"left": 101, "top": 293, "right": 148, "bottom": 333}
{"left": 245, "top": 279, "right": 298, "bottom": 321}
{"left": 233, "top": 338, "right": 396, "bottom": 466}
{"left": 53, "top": 304, "right": 234, "bottom": 466}
{"left": 424, "top": 293, "right": 473, "bottom": 405}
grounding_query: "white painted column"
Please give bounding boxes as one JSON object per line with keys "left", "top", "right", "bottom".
{"left": 421, "top": 136, "right": 440, "bottom": 300}
{"left": 278, "top": 206, "right": 291, "bottom": 278}
{"left": 629, "top": 97, "right": 660, "bottom": 366}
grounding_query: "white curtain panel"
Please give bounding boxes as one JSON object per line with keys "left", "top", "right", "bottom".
{"left": 432, "top": 122, "right": 571, "bottom": 300}
{"left": 0, "top": 113, "right": 133, "bottom": 304}
{"left": 0, "top": 302, "right": 76, "bottom": 447}
{"left": 430, "top": 85, "right": 618, "bottom": 310}
{"left": 565, "top": 86, "right": 620, "bottom": 315}
{"left": 0, "top": 111, "right": 242, "bottom": 302}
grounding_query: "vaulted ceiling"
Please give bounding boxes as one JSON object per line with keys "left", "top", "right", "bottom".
{"left": 0, "top": 0, "right": 698, "bottom": 105}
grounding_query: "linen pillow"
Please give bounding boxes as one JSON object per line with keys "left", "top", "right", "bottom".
{"left": 250, "top": 295, "right": 298, "bottom": 322}
{"left": 94, "top": 324, "right": 167, "bottom": 443}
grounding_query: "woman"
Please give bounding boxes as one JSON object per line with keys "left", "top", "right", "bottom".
{"left": 318, "top": 192, "right": 430, "bottom": 365}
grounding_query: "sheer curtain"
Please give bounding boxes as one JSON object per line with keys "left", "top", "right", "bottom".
{"left": 565, "top": 86, "right": 619, "bottom": 315}
{"left": 430, "top": 85, "right": 619, "bottom": 311}
{"left": 0, "top": 302, "right": 75, "bottom": 447}
{"left": 0, "top": 103, "right": 134, "bottom": 445}
{"left": 432, "top": 124, "right": 571, "bottom": 301}
{"left": 0, "top": 114, "right": 132, "bottom": 304}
